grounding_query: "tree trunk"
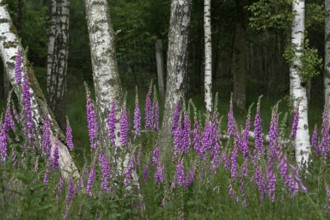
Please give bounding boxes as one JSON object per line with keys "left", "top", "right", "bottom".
{"left": 47, "top": 0, "right": 70, "bottom": 131}
{"left": 325, "top": 0, "right": 330, "bottom": 109}
{"left": 16, "top": 0, "right": 23, "bottom": 35}
{"left": 159, "top": 0, "right": 192, "bottom": 160}
{"left": 290, "top": 0, "right": 310, "bottom": 168}
{"left": 232, "top": 0, "right": 247, "bottom": 114}
{"left": 0, "top": 2, "right": 79, "bottom": 179}
{"left": 204, "top": 0, "right": 212, "bottom": 112}
{"left": 155, "top": 39, "right": 165, "bottom": 99}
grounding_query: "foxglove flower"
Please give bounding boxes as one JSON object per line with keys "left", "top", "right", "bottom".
{"left": 145, "top": 88, "right": 152, "bottom": 129}
{"left": 325, "top": 184, "right": 330, "bottom": 211}
{"left": 254, "top": 101, "right": 264, "bottom": 160}
{"left": 86, "top": 166, "right": 96, "bottom": 196}
{"left": 321, "top": 105, "right": 329, "bottom": 159}
{"left": 268, "top": 111, "right": 279, "bottom": 159}
{"left": 4, "top": 105, "right": 15, "bottom": 133}
{"left": 154, "top": 164, "right": 164, "bottom": 185}
{"left": 173, "top": 119, "right": 183, "bottom": 157}
{"left": 311, "top": 125, "right": 319, "bottom": 154}
{"left": 124, "top": 156, "right": 134, "bottom": 186}
{"left": 67, "top": 179, "right": 75, "bottom": 205}
{"left": 22, "top": 73, "right": 33, "bottom": 141}
{"left": 108, "top": 101, "right": 116, "bottom": 147}
{"left": 42, "top": 116, "right": 51, "bottom": 158}
{"left": 172, "top": 102, "right": 180, "bottom": 134}
{"left": 182, "top": 113, "right": 191, "bottom": 154}
{"left": 290, "top": 106, "right": 299, "bottom": 139}
{"left": 66, "top": 119, "right": 74, "bottom": 151}
{"left": 53, "top": 140, "right": 59, "bottom": 169}
{"left": 134, "top": 97, "right": 141, "bottom": 135}
{"left": 44, "top": 168, "right": 49, "bottom": 184}
{"left": 99, "top": 152, "right": 110, "bottom": 191}
{"left": 185, "top": 169, "right": 195, "bottom": 188}
{"left": 86, "top": 97, "right": 98, "bottom": 149}
{"left": 228, "top": 99, "right": 235, "bottom": 136}
{"left": 15, "top": 50, "right": 22, "bottom": 85}
{"left": 254, "top": 165, "right": 266, "bottom": 201}
{"left": 230, "top": 141, "right": 238, "bottom": 180}
{"left": 152, "top": 146, "right": 160, "bottom": 166}
{"left": 0, "top": 124, "right": 7, "bottom": 162}
{"left": 120, "top": 108, "right": 129, "bottom": 146}
{"left": 228, "top": 183, "right": 238, "bottom": 203}
{"left": 176, "top": 160, "right": 185, "bottom": 187}
{"left": 57, "top": 175, "right": 64, "bottom": 197}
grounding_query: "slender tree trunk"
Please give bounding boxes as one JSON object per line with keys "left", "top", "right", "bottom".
{"left": 325, "top": 0, "right": 330, "bottom": 108}
{"left": 16, "top": 0, "right": 23, "bottom": 35}
{"left": 232, "top": 0, "right": 247, "bottom": 114}
{"left": 290, "top": 0, "right": 310, "bottom": 168}
{"left": 84, "top": 0, "right": 143, "bottom": 206}
{"left": 0, "top": 2, "right": 79, "bottom": 179}
{"left": 47, "top": 0, "right": 70, "bottom": 130}
{"left": 159, "top": 0, "right": 192, "bottom": 160}
{"left": 204, "top": 0, "right": 212, "bottom": 112}
{"left": 155, "top": 39, "right": 165, "bottom": 99}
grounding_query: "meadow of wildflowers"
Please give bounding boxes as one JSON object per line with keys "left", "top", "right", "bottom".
{"left": 1, "top": 58, "right": 330, "bottom": 219}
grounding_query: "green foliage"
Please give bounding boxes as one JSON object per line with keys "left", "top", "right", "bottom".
{"left": 284, "top": 40, "right": 322, "bottom": 82}
{"left": 248, "top": 0, "right": 293, "bottom": 33}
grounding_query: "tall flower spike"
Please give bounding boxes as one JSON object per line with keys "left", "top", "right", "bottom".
{"left": 0, "top": 124, "right": 7, "bottom": 162}
{"left": 67, "top": 179, "right": 75, "bottom": 205}
{"left": 66, "top": 118, "right": 74, "bottom": 151}
{"left": 311, "top": 125, "right": 319, "bottom": 154}
{"left": 120, "top": 106, "right": 129, "bottom": 146}
{"left": 124, "top": 156, "right": 134, "bottom": 186}
{"left": 99, "top": 152, "right": 110, "bottom": 191}
{"left": 182, "top": 113, "right": 191, "bottom": 154}
{"left": 22, "top": 72, "right": 33, "bottom": 141}
{"left": 254, "top": 96, "right": 264, "bottom": 161}
{"left": 86, "top": 96, "right": 99, "bottom": 149}
{"left": 321, "top": 105, "right": 329, "bottom": 159}
{"left": 134, "top": 89, "right": 141, "bottom": 135}
{"left": 145, "top": 85, "right": 152, "bottom": 129}
{"left": 15, "top": 50, "right": 22, "bottom": 85}
{"left": 154, "top": 164, "right": 165, "bottom": 185}
{"left": 108, "top": 101, "right": 116, "bottom": 147}
{"left": 153, "top": 85, "right": 159, "bottom": 130}
{"left": 144, "top": 161, "right": 150, "bottom": 182}
{"left": 86, "top": 166, "right": 96, "bottom": 196}
{"left": 192, "top": 116, "right": 201, "bottom": 155}
{"left": 176, "top": 160, "right": 185, "bottom": 187}
{"left": 228, "top": 95, "right": 235, "bottom": 136}
{"left": 53, "top": 139, "right": 60, "bottom": 169}
{"left": 42, "top": 115, "right": 51, "bottom": 158}
{"left": 152, "top": 146, "right": 160, "bottom": 166}
{"left": 290, "top": 106, "right": 299, "bottom": 139}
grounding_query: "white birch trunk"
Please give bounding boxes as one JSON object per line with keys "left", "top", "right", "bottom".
{"left": 159, "top": 0, "right": 192, "bottom": 159}
{"left": 0, "top": 1, "right": 79, "bottom": 179}
{"left": 290, "top": 0, "right": 311, "bottom": 168}
{"left": 47, "top": 0, "right": 70, "bottom": 130}
{"left": 84, "top": 0, "right": 142, "bottom": 203}
{"left": 325, "top": 0, "right": 330, "bottom": 111}
{"left": 204, "top": 0, "right": 212, "bottom": 113}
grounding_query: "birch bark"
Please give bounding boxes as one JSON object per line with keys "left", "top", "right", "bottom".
{"left": 159, "top": 0, "right": 192, "bottom": 159}
{"left": 0, "top": 1, "right": 79, "bottom": 179}
{"left": 47, "top": 0, "right": 70, "bottom": 130}
{"left": 290, "top": 0, "right": 311, "bottom": 167}
{"left": 204, "top": 0, "right": 212, "bottom": 113}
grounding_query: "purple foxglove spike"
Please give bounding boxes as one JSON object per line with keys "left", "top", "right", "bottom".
{"left": 67, "top": 179, "right": 75, "bottom": 205}
{"left": 152, "top": 147, "right": 160, "bottom": 166}
{"left": 134, "top": 101, "right": 141, "bottom": 135}
{"left": 321, "top": 105, "right": 330, "bottom": 159}
{"left": 86, "top": 97, "right": 98, "bottom": 149}
{"left": 120, "top": 108, "right": 129, "bottom": 146}
{"left": 230, "top": 141, "right": 238, "bottom": 180}
{"left": 86, "top": 166, "right": 96, "bottom": 196}
{"left": 57, "top": 175, "right": 64, "bottom": 197}
{"left": 53, "top": 140, "right": 60, "bottom": 169}
{"left": 182, "top": 113, "right": 191, "bottom": 154}
{"left": 145, "top": 88, "right": 152, "bottom": 129}
{"left": 0, "top": 124, "right": 7, "bottom": 162}
{"left": 99, "top": 152, "right": 110, "bottom": 191}
{"left": 42, "top": 116, "right": 51, "bottom": 158}
{"left": 124, "top": 156, "right": 134, "bottom": 186}
{"left": 176, "top": 160, "right": 185, "bottom": 187}
{"left": 154, "top": 164, "right": 165, "bottom": 185}
{"left": 227, "top": 102, "right": 235, "bottom": 136}
{"left": 254, "top": 103, "right": 264, "bottom": 160}
{"left": 290, "top": 106, "right": 299, "bottom": 139}
{"left": 173, "top": 120, "right": 183, "bottom": 157}
{"left": 108, "top": 101, "right": 116, "bottom": 147}
{"left": 15, "top": 50, "right": 22, "bottom": 85}
{"left": 22, "top": 73, "right": 33, "bottom": 141}
{"left": 192, "top": 116, "right": 201, "bottom": 155}
{"left": 66, "top": 119, "right": 74, "bottom": 151}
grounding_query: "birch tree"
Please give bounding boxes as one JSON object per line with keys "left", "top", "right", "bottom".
{"left": 290, "top": 0, "right": 311, "bottom": 168}
{"left": 0, "top": 1, "right": 79, "bottom": 179}
{"left": 159, "top": 0, "right": 192, "bottom": 159}
{"left": 325, "top": 0, "right": 330, "bottom": 109}
{"left": 204, "top": 0, "right": 212, "bottom": 113}
{"left": 47, "top": 0, "right": 70, "bottom": 130}
{"left": 84, "top": 0, "right": 142, "bottom": 199}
